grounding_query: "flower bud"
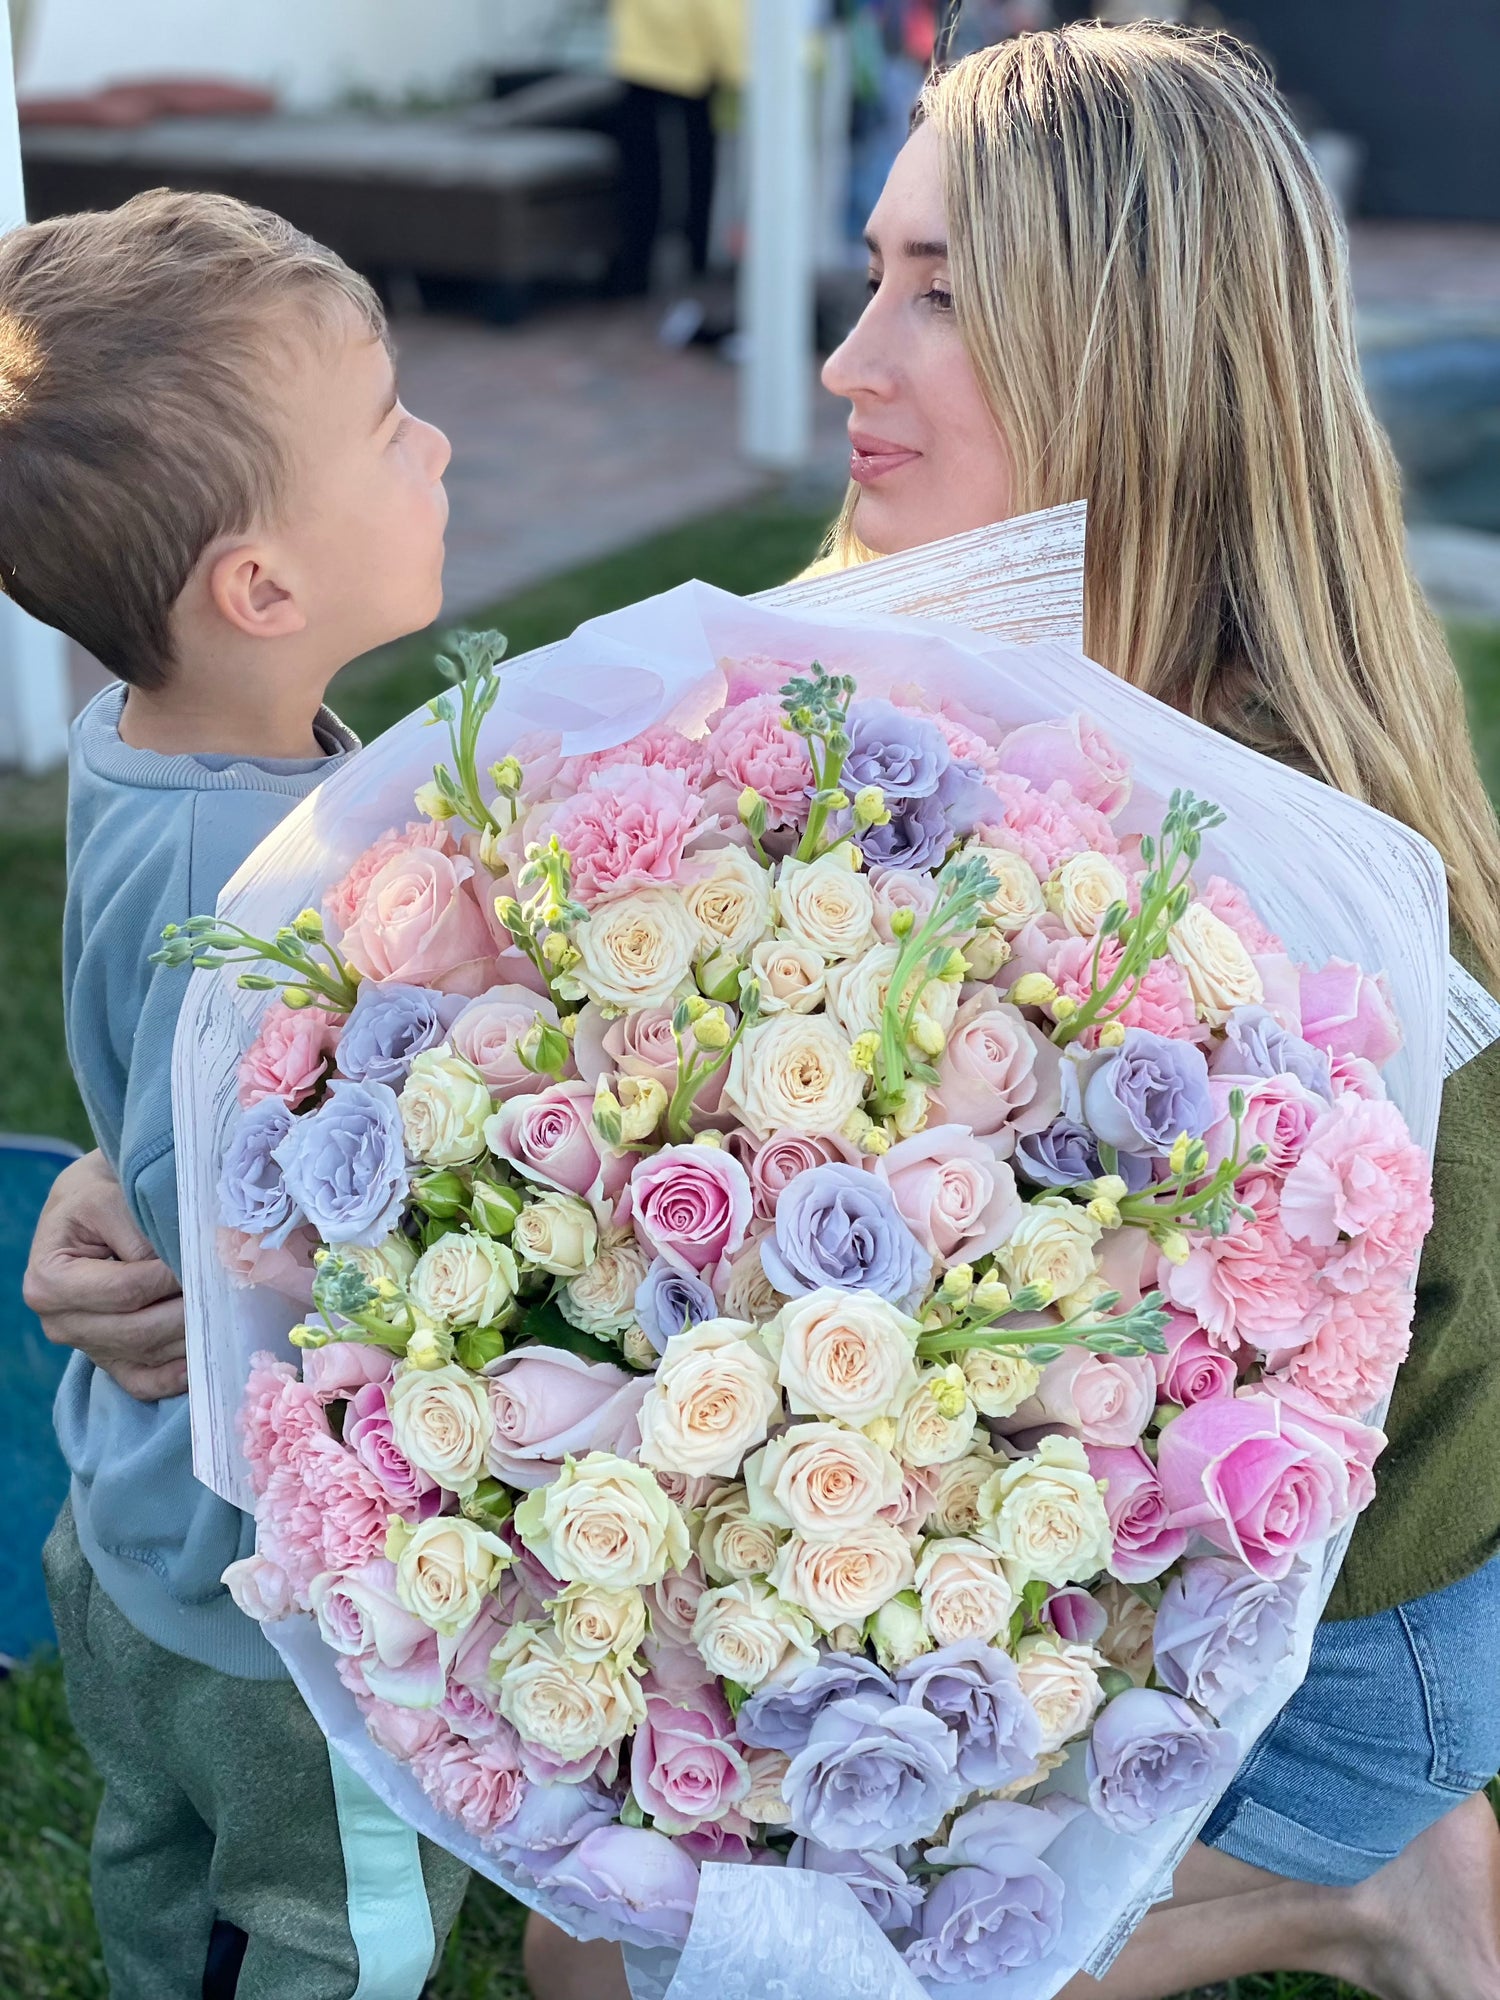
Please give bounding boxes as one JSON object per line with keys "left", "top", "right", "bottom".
{"left": 291, "top": 908, "right": 325, "bottom": 942}
{"left": 541, "top": 932, "right": 579, "bottom": 972}
{"left": 1098, "top": 1020, "right": 1127, "bottom": 1048}
{"left": 617, "top": 1074, "right": 667, "bottom": 1142}
{"left": 519, "top": 1018, "right": 570, "bottom": 1079}
{"left": 892, "top": 1082, "right": 928, "bottom": 1139}
{"left": 405, "top": 1323, "right": 454, "bottom": 1370}
{"left": 1051, "top": 995, "right": 1079, "bottom": 1023}
{"left": 592, "top": 1083, "right": 625, "bottom": 1150}
{"left": 964, "top": 932, "right": 1011, "bottom": 980}
{"left": 697, "top": 948, "right": 744, "bottom": 1004}
{"left": 1010, "top": 972, "right": 1058, "bottom": 1008}
{"left": 456, "top": 1325, "right": 508, "bottom": 1372}
{"left": 414, "top": 1169, "right": 468, "bottom": 1221}
{"left": 941, "top": 1264, "right": 975, "bottom": 1302}
{"left": 281, "top": 986, "right": 314, "bottom": 1011}
{"left": 490, "top": 755, "right": 523, "bottom": 795}
{"left": 287, "top": 1323, "right": 327, "bottom": 1348}
{"left": 931, "top": 1364, "right": 971, "bottom": 1420}
{"left": 889, "top": 907, "right": 916, "bottom": 940}
{"left": 852, "top": 784, "right": 890, "bottom": 831}
{"left": 621, "top": 1324, "right": 658, "bottom": 1370}
{"left": 973, "top": 1277, "right": 1013, "bottom": 1316}
{"left": 862, "top": 1416, "right": 898, "bottom": 1452}
{"left": 910, "top": 1014, "right": 946, "bottom": 1060}
{"left": 413, "top": 781, "right": 456, "bottom": 821}
{"left": 470, "top": 1177, "right": 523, "bottom": 1237}
{"left": 1153, "top": 1226, "right": 1192, "bottom": 1267}
{"left": 1090, "top": 1175, "right": 1130, "bottom": 1204}
{"left": 849, "top": 1032, "right": 880, "bottom": 1074}
{"left": 869, "top": 1592, "right": 933, "bottom": 1673}
{"left": 692, "top": 1009, "right": 732, "bottom": 1051}
{"left": 862, "top": 1127, "right": 892, "bottom": 1156}
{"left": 738, "top": 787, "right": 768, "bottom": 839}
{"left": 1086, "top": 1196, "right": 1122, "bottom": 1230}
{"left": 692, "top": 1129, "right": 725, "bottom": 1148}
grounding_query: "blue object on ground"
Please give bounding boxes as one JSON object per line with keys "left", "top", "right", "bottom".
{"left": 0, "top": 1135, "right": 82, "bottom": 1662}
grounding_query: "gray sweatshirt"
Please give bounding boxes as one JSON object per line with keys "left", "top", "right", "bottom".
{"left": 55, "top": 683, "right": 358, "bottom": 1677}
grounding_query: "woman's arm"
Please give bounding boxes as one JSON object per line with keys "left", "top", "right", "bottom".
{"left": 23, "top": 1151, "right": 188, "bottom": 1402}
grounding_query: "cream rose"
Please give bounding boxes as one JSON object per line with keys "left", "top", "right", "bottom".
{"left": 1168, "top": 901, "right": 1265, "bottom": 1028}
{"left": 1094, "top": 1579, "right": 1157, "bottom": 1686}
{"left": 774, "top": 851, "right": 877, "bottom": 960}
{"left": 513, "top": 1450, "right": 691, "bottom": 1588}
{"left": 389, "top": 1361, "right": 493, "bottom": 1495}
{"left": 391, "top": 1515, "right": 510, "bottom": 1635}
{"left": 717, "top": 1233, "right": 787, "bottom": 1322}
{"left": 915, "top": 1536, "right": 1017, "bottom": 1646}
{"left": 1052, "top": 852, "right": 1130, "bottom": 937}
{"left": 1014, "top": 1633, "right": 1106, "bottom": 1752}
{"left": 697, "top": 1483, "right": 786, "bottom": 1583}
{"left": 961, "top": 1346, "right": 1041, "bottom": 1419}
{"left": 824, "top": 943, "right": 960, "bottom": 1045}
{"left": 748, "top": 936, "right": 828, "bottom": 1015}
{"left": 692, "top": 1577, "right": 819, "bottom": 1688}
{"left": 978, "top": 1434, "right": 1113, "bottom": 1587}
{"left": 409, "top": 1232, "right": 518, "bottom": 1332}
{"left": 492, "top": 1621, "right": 645, "bottom": 1759}
{"left": 340, "top": 1233, "right": 419, "bottom": 1291}
{"left": 573, "top": 887, "right": 701, "bottom": 1012}
{"left": 743, "top": 1422, "right": 904, "bottom": 1540}
{"left": 559, "top": 1232, "right": 651, "bottom": 1339}
{"left": 723, "top": 1015, "right": 865, "bottom": 1139}
{"left": 964, "top": 842, "right": 1048, "bottom": 933}
{"left": 927, "top": 1445, "right": 1006, "bottom": 1538}
{"left": 398, "top": 1048, "right": 493, "bottom": 1166}
{"left": 513, "top": 1189, "right": 598, "bottom": 1278}
{"left": 768, "top": 1521, "right": 915, "bottom": 1631}
{"left": 763, "top": 1287, "right": 921, "bottom": 1426}
{"left": 685, "top": 844, "right": 774, "bottom": 958}
{"left": 999, "top": 1196, "right": 1102, "bottom": 1302}
{"left": 894, "top": 1367, "right": 979, "bottom": 1468}
{"left": 550, "top": 1580, "right": 648, "bottom": 1667}
{"left": 636, "top": 1319, "right": 782, "bottom": 1479}
{"left": 741, "top": 1746, "right": 795, "bottom": 1825}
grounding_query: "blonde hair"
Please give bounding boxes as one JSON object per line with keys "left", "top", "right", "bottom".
{"left": 828, "top": 22, "right": 1500, "bottom": 981}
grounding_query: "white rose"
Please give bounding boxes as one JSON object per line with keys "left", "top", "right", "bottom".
{"left": 869, "top": 1591, "right": 934, "bottom": 1672}
{"left": 223, "top": 1553, "right": 297, "bottom": 1623}
{"left": 574, "top": 887, "right": 701, "bottom": 1012}
{"left": 513, "top": 1450, "right": 691, "bottom": 1588}
{"left": 513, "top": 1189, "right": 598, "bottom": 1278}
{"left": 978, "top": 1434, "right": 1113, "bottom": 1587}
{"left": 1168, "top": 901, "right": 1265, "bottom": 1028}
{"left": 559, "top": 1232, "right": 651, "bottom": 1339}
{"left": 999, "top": 1196, "right": 1102, "bottom": 1302}
{"left": 961, "top": 1347, "right": 1041, "bottom": 1419}
{"left": 492, "top": 1621, "right": 645, "bottom": 1759}
{"left": 824, "top": 942, "right": 960, "bottom": 1045}
{"left": 550, "top": 1580, "right": 647, "bottom": 1667}
{"left": 685, "top": 845, "right": 774, "bottom": 957}
{"left": 1094, "top": 1578, "right": 1157, "bottom": 1687}
{"left": 390, "top": 1515, "right": 510, "bottom": 1635}
{"left": 1052, "top": 852, "right": 1130, "bottom": 937}
{"left": 698, "top": 1483, "right": 786, "bottom": 1581}
{"left": 723, "top": 1015, "right": 865, "bottom": 1140}
{"left": 1014, "top": 1633, "right": 1106, "bottom": 1752}
{"left": 964, "top": 842, "right": 1047, "bottom": 933}
{"left": 774, "top": 851, "right": 877, "bottom": 960}
{"left": 389, "top": 1361, "right": 493, "bottom": 1495}
{"left": 768, "top": 1522, "right": 915, "bottom": 1631}
{"left": 339, "top": 1234, "right": 419, "bottom": 1291}
{"left": 927, "top": 1445, "right": 1006, "bottom": 1538}
{"left": 894, "top": 1367, "right": 978, "bottom": 1468}
{"left": 915, "top": 1536, "right": 1017, "bottom": 1646}
{"left": 398, "top": 1048, "right": 493, "bottom": 1166}
{"left": 637, "top": 1319, "right": 783, "bottom": 1479}
{"left": 409, "top": 1232, "right": 518, "bottom": 1330}
{"left": 744, "top": 1422, "right": 904, "bottom": 1540}
{"left": 748, "top": 936, "right": 828, "bottom": 1015}
{"left": 692, "top": 1577, "right": 819, "bottom": 1688}
{"left": 741, "top": 1746, "right": 795, "bottom": 1825}
{"left": 717, "top": 1233, "right": 788, "bottom": 1322}
{"left": 763, "top": 1287, "right": 921, "bottom": 1426}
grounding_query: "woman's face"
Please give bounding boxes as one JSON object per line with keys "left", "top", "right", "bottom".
{"left": 822, "top": 121, "right": 1013, "bottom": 555}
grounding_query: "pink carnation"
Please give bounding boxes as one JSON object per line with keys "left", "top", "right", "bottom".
{"left": 297, "top": 1434, "right": 400, "bottom": 1574}
{"left": 1275, "top": 1284, "right": 1415, "bottom": 1419}
{"left": 1161, "top": 1189, "right": 1324, "bottom": 1356}
{"left": 237, "top": 1001, "right": 342, "bottom": 1110}
{"left": 324, "top": 820, "right": 457, "bottom": 934}
{"left": 544, "top": 763, "right": 705, "bottom": 905}
{"left": 1046, "top": 934, "right": 1199, "bottom": 1043}
{"left": 1196, "top": 876, "right": 1284, "bottom": 959}
{"left": 556, "top": 724, "right": 708, "bottom": 793}
{"left": 702, "top": 693, "right": 813, "bottom": 832}
{"left": 360, "top": 1698, "right": 452, "bottom": 1763}
{"left": 412, "top": 1729, "right": 527, "bottom": 1837}
{"left": 238, "top": 1353, "right": 328, "bottom": 1497}
{"left": 1299, "top": 960, "right": 1402, "bottom": 1067}
{"left": 255, "top": 1462, "right": 329, "bottom": 1600}
{"left": 894, "top": 700, "right": 1003, "bottom": 776}
{"left": 1280, "top": 1096, "right": 1433, "bottom": 1290}
{"left": 981, "top": 777, "right": 1119, "bottom": 879}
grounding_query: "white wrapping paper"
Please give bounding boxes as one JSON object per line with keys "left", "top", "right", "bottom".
{"left": 172, "top": 504, "right": 1485, "bottom": 1998}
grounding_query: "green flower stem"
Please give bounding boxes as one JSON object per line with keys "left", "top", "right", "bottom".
{"left": 871, "top": 856, "right": 997, "bottom": 1114}
{"left": 665, "top": 999, "right": 758, "bottom": 1143}
{"left": 152, "top": 917, "right": 361, "bottom": 1011}
{"left": 918, "top": 1290, "right": 1169, "bottom": 1364}
{"left": 424, "top": 630, "right": 509, "bottom": 837}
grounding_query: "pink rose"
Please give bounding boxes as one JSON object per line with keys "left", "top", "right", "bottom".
{"left": 654, "top": 1470, "right": 720, "bottom": 1512}
{"left": 488, "top": 1080, "right": 622, "bottom": 1199}
{"left": 997, "top": 912, "right": 1069, "bottom": 987}
{"left": 642, "top": 1561, "right": 712, "bottom": 1692}
{"left": 543, "top": 763, "right": 706, "bottom": 906}
{"left": 449, "top": 986, "right": 566, "bottom": 1098}
{"left": 1273, "top": 1284, "right": 1415, "bottom": 1419}
{"left": 222, "top": 1552, "right": 298, "bottom": 1623}
{"left": 311, "top": 1565, "right": 452, "bottom": 1707}
{"left": 1329, "top": 1052, "right": 1388, "bottom": 1101}
{"left": 868, "top": 865, "right": 939, "bottom": 946}
{"left": 1259, "top": 1378, "right": 1383, "bottom": 1515}
{"left": 875, "top": 1123, "right": 1023, "bottom": 1261}
{"left": 1086, "top": 1444, "right": 1188, "bottom": 1582}
{"left": 486, "top": 1346, "right": 651, "bottom": 1489}
{"left": 630, "top": 1686, "right": 750, "bottom": 1834}
{"left": 237, "top": 1000, "right": 342, "bottom": 1110}
{"left": 1203, "top": 1073, "right": 1323, "bottom": 1177}
{"left": 878, "top": 1462, "right": 942, "bottom": 1538}
{"left": 301, "top": 1342, "right": 394, "bottom": 1400}
{"left": 1280, "top": 1096, "right": 1433, "bottom": 1289}
{"left": 674, "top": 1824, "right": 753, "bottom": 1865}
{"left": 325, "top": 820, "right": 457, "bottom": 934}
{"left": 344, "top": 1380, "right": 443, "bottom": 1515}
{"left": 413, "top": 1729, "right": 526, "bottom": 1836}
{"left": 703, "top": 692, "right": 813, "bottom": 831}
{"left": 627, "top": 1144, "right": 753, "bottom": 1273}
{"left": 1041, "top": 1585, "right": 1109, "bottom": 1646}
{"left": 994, "top": 714, "right": 1132, "bottom": 816}
{"left": 1012, "top": 1349, "right": 1158, "bottom": 1448}
{"left": 1153, "top": 1312, "right": 1238, "bottom": 1407}
{"left": 338, "top": 845, "right": 500, "bottom": 997}
{"left": 361, "top": 1698, "right": 451, "bottom": 1762}
{"left": 1045, "top": 935, "right": 1200, "bottom": 1044}
{"left": 217, "top": 1224, "right": 319, "bottom": 1306}
{"left": 742, "top": 1131, "right": 859, "bottom": 1223}
{"left": 1161, "top": 1189, "right": 1323, "bottom": 1354}
{"left": 980, "top": 776, "right": 1121, "bottom": 878}
{"left": 1197, "top": 876, "right": 1284, "bottom": 959}
{"left": 930, "top": 991, "right": 1062, "bottom": 1147}
{"left": 1253, "top": 952, "right": 1304, "bottom": 1032}
{"left": 569, "top": 1001, "right": 727, "bottom": 1112}
{"left": 1298, "top": 960, "right": 1401, "bottom": 1066}
{"left": 440, "top": 1681, "right": 507, "bottom": 1742}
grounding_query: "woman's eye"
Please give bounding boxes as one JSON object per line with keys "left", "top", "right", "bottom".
{"left": 925, "top": 286, "right": 954, "bottom": 312}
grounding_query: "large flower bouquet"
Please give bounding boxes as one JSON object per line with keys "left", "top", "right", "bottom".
{"left": 164, "top": 572, "right": 1449, "bottom": 1996}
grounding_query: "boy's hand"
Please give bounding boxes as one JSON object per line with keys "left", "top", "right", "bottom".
{"left": 23, "top": 1151, "right": 188, "bottom": 1402}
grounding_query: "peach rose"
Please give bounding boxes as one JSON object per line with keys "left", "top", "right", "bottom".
{"left": 769, "top": 1522, "right": 915, "bottom": 1630}
{"left": 636, "top": 1319, "right": 783, "bottom": 1480}
{"left": 743, "top": 1422, "right": 903, "bottom": 1540}
{"left": 762, "top": 1288, "right": 921, "bottom": 1427}
{"left": 338, "top": 844, "right": 499, "bottom": 997}
{"left": 915, "top": 1536, "right": 1016, "bottom": 1646}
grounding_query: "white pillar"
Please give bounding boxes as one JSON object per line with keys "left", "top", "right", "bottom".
{"left": 0, "top": 0, "right": 73, "bottom": 773}
{"left": 740, "top": 0, "right": 815, "bottom": 471}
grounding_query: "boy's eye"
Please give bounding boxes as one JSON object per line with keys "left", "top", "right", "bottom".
{"left": 865, "top": 270, "right": 881, "bottom": 298}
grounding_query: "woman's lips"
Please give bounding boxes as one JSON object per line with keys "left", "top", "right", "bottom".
{"left": 849, "top": 433, "right": 921, "bottom": 484}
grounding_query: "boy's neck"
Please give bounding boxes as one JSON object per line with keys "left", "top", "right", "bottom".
{"left": 118, "top": 674, "right": 330, "bottom": 761}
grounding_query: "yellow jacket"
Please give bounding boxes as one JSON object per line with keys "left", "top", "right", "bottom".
{"left": 610, "top": 0, "right": 746, "bottom": 97}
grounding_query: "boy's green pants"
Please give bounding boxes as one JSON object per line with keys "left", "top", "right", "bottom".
{"left": 43, "top": 1504, "right": 471, "bottom": 1999}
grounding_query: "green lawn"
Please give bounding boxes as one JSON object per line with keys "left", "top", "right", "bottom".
{"left": 2, "top": 502, "right": 1496, "bottom": 2000}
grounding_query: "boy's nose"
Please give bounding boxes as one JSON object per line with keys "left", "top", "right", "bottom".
{"left": 419, "top": 418, "right": 452, "bottom": 481}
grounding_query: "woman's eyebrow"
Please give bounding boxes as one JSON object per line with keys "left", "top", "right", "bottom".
{"left": 864, "top": 230, "right": 949, "bottom": 261}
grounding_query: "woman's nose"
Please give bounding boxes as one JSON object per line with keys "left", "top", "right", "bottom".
{"left": 822, "top": 299, "right": 895, "bottom": 404}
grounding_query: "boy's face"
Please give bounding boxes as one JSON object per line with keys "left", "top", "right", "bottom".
{"left": 265, "top": 306, "right": 451, "bottom": 663}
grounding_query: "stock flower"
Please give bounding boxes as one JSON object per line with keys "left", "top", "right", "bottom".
{"left": 273, "top": 1080, "right": 407, "bottom": 1247}
{"left": 237, "top": 999, "right": 342, "bottom": 1109}
{"left": 723, "top": 1015, "right": 865, "bottom": 1139}
{"left": 691, "top": 1576, "right": 819, "bottom": 1688}
{"left": 1086, "top": 1688, "right": 1238, "bottom": 1832}
{"left": 978, "top": 1435, "right": 1113, "bottom": 1587}
{"left": 389, "top": 1362, "right": 494, "bottom": 1495}
{"left": 514, "top": 1450, "right": 691, "bottom": 1589}
{"left": 773, "top": 852, "right": 877, "bottom": 960}
{"left": 409, "top": 1232, "right": 517, "bottom": 1329}
{"left": 572, "top": 887, "right": 701, "bottom": 1011}
{"left": 486, "top": 1348, "right": 649, "bottom": 1490}
{"left": 762, "top": 1165, "right": 930, "bottom": 1308}
{"left": 762, "top": 1287, "right": 921, "bottom": 1426}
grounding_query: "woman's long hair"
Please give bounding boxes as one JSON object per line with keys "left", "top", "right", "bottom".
{"left": 827, "top": 22, "right": 1500, "bottom": 980}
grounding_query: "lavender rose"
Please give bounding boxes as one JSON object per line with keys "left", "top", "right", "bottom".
{"left": 1152, "top": 1557, "right": 1308, "bottom": 1717}
{"left": 787, "top": 1838, "right": 926, "bottom": 1933}
{"left": 856, "top": 792, "right": 953, "bottom": 873}
{"left": 844, "top": 698, "right": 950, "bottom": 802}
{"left": 906, "top": 1799, "right": 1071, "bottom": 1980}
{"left": 783, "top": 1691, "right": 960, "bottom": 1851}
{"left": 1086, "top": 1687, "right": 1239, "bottom": 1832}
{"left": 218, "top": 1098, "right": 303, "bottom": 1246}
{"left": 491, "top": 1778, "right": 617, "bottom": 1880}
{"left": 896, "top": 1639, "right": 1043, "bottom": 1791}
{"left": 1081, "top": 1030, "right": 1213, "bottom": 1156}
{"left": 334, "top": 981, "right": 464, "bottom": 1089}
{"left": 272, "top": 1079, "right": 409, "bottom": 1246}
{"left": 1212, "top": 1005, "right": 1334, "bottom": 1103}
{"left": 541, "top": 1824, "right": 699, "bottom": 1949}
{"left": 762, "top": 1164, "right": 930, "bottom": 1310}
{"left": 1015, "top": 1118, "right": 1151, "bottom": 1192}
{"left": 635, "top": 1257, "right": 719, "bottom": 1355}
{"left": 736, "top": 1651, "right": 897, "bottom": 1756}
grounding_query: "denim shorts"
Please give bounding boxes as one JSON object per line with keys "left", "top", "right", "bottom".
{"left": 1201, "top": 1553, "right": 1500, "bottom": 1885}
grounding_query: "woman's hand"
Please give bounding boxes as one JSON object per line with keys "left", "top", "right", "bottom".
{"left": 23, "top": 1150, "right": 188, "bottom": 1401}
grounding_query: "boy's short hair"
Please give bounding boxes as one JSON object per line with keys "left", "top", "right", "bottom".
{"left": 0, "top": 189, "right": 386, "bottom": 689}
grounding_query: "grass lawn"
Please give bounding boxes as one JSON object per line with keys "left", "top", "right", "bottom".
{"left": 2, "top": 498, "right": 1496, "bottom": 2000}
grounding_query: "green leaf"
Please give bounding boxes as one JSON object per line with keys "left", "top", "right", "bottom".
{"left": 508, "top": 1299, "right": 624, "bottom": 1369}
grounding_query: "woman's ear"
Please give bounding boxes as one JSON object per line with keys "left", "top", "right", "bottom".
{"left": 204, "top": 540, "right": 308, "bottom": 641}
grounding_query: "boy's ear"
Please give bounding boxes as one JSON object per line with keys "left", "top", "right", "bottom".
{"left": 204, "top": 540, "right": 307, "bottom": 641}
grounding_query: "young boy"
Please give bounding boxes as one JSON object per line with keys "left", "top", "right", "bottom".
{"left": 0, "top": 191, "right": 469, "bottom": 1998}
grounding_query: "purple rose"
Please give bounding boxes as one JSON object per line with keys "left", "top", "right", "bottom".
{"left": 896, "top": 1639, "right": 1043, "bottom": 1791}
{"left": 906, "top": 1798, "right": 1072, "bottom": 1978}
{"left": 273, "top": 1078, "right": 409, "bottom": 1246}
{"left": 1086, "top": 1687, "right": 1239, "bottom": 1832}
{"left": 737, "top": 1651, "right": 896, "bottom": 1756}
{"left": 762, "top": 1164, "right": 930, "bottom": 1309}
{"left": 856, "top": 792, "right": 952, "bottom": 873}
{"left": 1041, "top": 1585, "right": 1109, "bottom": 1647}
{"left": 1015, "top": 1118, "right": 1151, "bottom": 1192}
{"left": 541, "top": 1824, "right": 699, "bottom": 1948}
{"left": 635, "top": 1257, "right": 719, "bottom": 1355}
{"left": 1081, "top": 1030, "right": 1213, "bottom": 1157}
{"left": 218, "top": 1097, "right": 303, "bottom": 1246}
{"left": 844, "top": 698, "right": 950, "bottom": 802}
{"left": 334, "top": 981, "right": 464, "bottom": 1089}
{"left": 1152, "top": 1557, "right": 1308, "bottom": 1717}
{"left": 492, "top": 1777, "right": 617, "bottom": 1874}
{"left": 344, "top": 1381, "right": 442, "bottom": 1516}
{"left": 1212, "top": 1005, "right": 1334, "bottom": 1103}
{"left": 787, "top": 1838, "right": 926, "bottom": 1934}
{"left": 783, "top": 1692, "right": 960, "bottom": 1851}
